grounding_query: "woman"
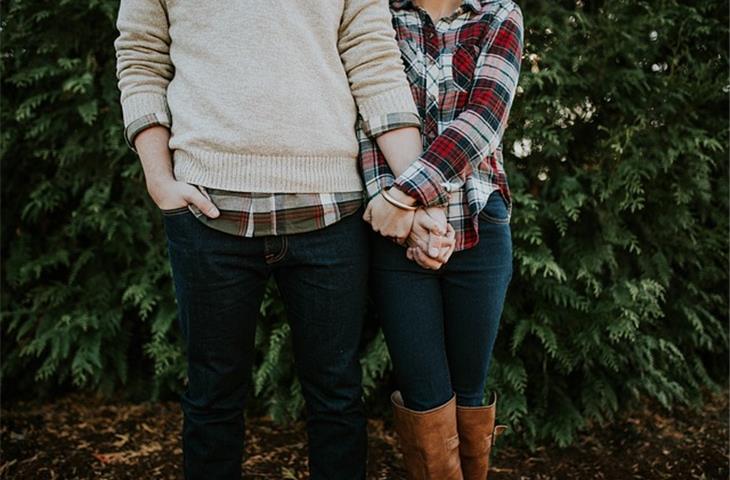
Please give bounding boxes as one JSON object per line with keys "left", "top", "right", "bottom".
{"left": 360, "top": 0, "right": 524, "bottom": 478}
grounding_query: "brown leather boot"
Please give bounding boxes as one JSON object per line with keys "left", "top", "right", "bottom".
{"left": 390, "top": 391, "right": 463, "bottom": 480}
{"left": 455, "top": 392, "right": 509, "bottom": 480}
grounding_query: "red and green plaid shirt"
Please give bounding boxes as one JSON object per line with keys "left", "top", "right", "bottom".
{"left": 186, "top": 187, "right": 364, "bottom": 237}
{"left": 358, "top": 0, "right": 524, "bottom": 251}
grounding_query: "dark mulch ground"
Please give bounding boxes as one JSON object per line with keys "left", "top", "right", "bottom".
{"left": 1, "top": 389, "right": 727, "bottom": 479}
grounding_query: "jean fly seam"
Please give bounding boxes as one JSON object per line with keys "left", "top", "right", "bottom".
{"left": 265, "top": 236, "right": 288, "bottom": 264}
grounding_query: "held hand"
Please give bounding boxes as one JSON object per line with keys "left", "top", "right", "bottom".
{"left": 363, "top": 191, "right": 416, "bottom": 244}
{"left": 147, "top": 178, "right": 220, "bottom": 218}
{"left": 407, "top": 223, "right": 456, "bottom": 270}
{"left": 406, "top": 207, "right": 450, "bottom": 258}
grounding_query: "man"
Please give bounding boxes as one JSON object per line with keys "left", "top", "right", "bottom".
{"left": 113, "top": 1, "right": 431, "bottom": 478}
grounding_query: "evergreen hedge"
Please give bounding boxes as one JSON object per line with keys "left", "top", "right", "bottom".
{"left": 2, "top": 0, "right": 727, "bottom": 447}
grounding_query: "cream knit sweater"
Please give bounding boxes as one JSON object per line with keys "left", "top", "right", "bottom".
{"left": 114, "top": 0, "right": 420, "bottom": 193}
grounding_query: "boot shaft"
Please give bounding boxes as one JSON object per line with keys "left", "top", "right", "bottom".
{"left": 456, "top": 392, "right": 508, "bottom": 480}
{"left": 390, "top": 391, "right": 463, "bottom": 480}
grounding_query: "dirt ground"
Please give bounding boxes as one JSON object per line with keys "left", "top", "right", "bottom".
{"left": 1, "top": 389, "right": 727, "bottom": 479}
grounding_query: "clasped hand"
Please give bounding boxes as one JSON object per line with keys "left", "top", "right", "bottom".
{"left": 363, "top": 191, "right": 456, "bottom": 270}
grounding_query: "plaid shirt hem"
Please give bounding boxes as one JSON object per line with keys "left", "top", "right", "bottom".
{"left": 186, "top": 187, "right": 364, "bottom": 237}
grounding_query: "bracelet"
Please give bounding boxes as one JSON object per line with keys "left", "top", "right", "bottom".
{"left": 381, "top": 188, "right": 417, "bottom": 211}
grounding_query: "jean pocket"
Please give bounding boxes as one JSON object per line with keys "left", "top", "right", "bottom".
{"left": 160, "top": 205, "right": 192, "bottom": 216}
{"left": 479, "top": 191, "right": 510, "bottom": 224}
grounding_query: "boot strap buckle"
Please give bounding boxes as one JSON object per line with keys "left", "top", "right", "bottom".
{"left": 492, "top": 424, "right": 509, "bottom": 446}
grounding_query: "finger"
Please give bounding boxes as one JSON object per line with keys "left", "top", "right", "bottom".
{"left": 411, "top": 248, "right": 431, "bottom": 269}
{"left": 442, "top": 246, "right": 455, "bottom": 264}
{"left": 442, "top": 224, "right": 457, "bottom": 260}
{"left": 423, "top": 208, "right": 448, "bottom": 233}
{"left": 414, "top": 247, "right": 444, "bottom": 270}
{"left": 416, "top": 251, "right": 442, "bottom": 270}
{"left": 435, "top": 224, "right": 455, "bottom": 258}
{"left": 410, "top": 247, "right": 430, "bottom": 267}
{"left": 427, "top": 233, "right": 452, "bottom": 258}
{"left": 395, "top": 225, "right": 412, "bottom": 245}
{"left": 404, "top": 232, "right": 429, "bottom": 252}
{"left": 362, "top": 204, "right": 372, "bottom": 223}
{"left": 185, "top": 185, "right": 219, "bottom": 218}
{"left": 444, "top": 240, "right": 456, "bottom": 263}
{"left": 406, "top": 248, "right": 415, "bottom": 260}
{"left": 388, "top": 216, "right": 415, "bottom": 243}
{"left": 438, "top": 237, "right": 456, "bottom": 263}
{"left": 438, "top": 226, "right": 455, "bottom": 251}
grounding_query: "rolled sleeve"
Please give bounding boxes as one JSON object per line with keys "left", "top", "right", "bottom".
{"left": 392, "top": 159, "right": 454, "bottom": 207}
{"left": 338, "top": 0, "right": 420, "bottom": 138}
{"left": 123, "top": 107, "right": 171, "bottom": 153}
{"left": 114, "top": 0, "right": 175, "bottom": 154}
{"left": 357, "top": 86, "right": 421, "bottom": 138}
{"left": 365, "top": 172, "right": 396, "bottom": 201}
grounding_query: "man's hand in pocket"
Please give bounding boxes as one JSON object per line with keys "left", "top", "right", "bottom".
{"left": 147, "top": 178, "right": 220, "bottom": 218}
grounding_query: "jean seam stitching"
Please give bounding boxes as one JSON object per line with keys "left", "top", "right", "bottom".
{"left": 479, "top": 211, "right": 510, "bottom": 224}
{"left": 269, "top": 236, "right": 288, "bottom": 264}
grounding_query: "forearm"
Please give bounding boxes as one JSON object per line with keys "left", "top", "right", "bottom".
{"left": 134, "top": 126, "right": 175, "bottom": 187}
{"left": 374, "top": 126, "right": 422, "bottom": 177}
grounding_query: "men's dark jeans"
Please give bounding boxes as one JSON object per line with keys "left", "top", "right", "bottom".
{"left": 370, "top": 191, "right": 514, "bottom": 411}
{"left": 161, "top": 206, "right": 369, "bottom": 480}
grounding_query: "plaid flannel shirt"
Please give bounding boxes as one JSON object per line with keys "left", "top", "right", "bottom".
{"left": 358, "top": 0, "right": 524, "bottom": 251}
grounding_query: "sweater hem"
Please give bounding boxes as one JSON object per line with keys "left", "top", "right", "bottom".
{"left": 172, "top": 149, "right": 365, "bottom": 193}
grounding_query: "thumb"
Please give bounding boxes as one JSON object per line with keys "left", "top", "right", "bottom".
{"left": 427, "top": 232, "right": 449, "bottom": 258}
{"left": 187, "top": 186, "right": 220, "bottom": 218}
{"left": 445, "top": 223, "right": 456, "bottom": 238}
{"left": 363, "top": 203, "right": 372, "bottom": 223}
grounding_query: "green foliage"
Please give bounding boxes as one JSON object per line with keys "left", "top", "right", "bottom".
{"left": 1, "top": 0, "right": 727, "bottom": 447}
{"left": 492, "top": 0, "right": 729, "bottom": 447}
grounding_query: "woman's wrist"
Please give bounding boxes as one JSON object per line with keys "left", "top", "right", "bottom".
{"left": 384, "top": 187, "right": 418, "bottom": 207}
{"left": 382, "top": 188, "right": 418, "bottom": 211}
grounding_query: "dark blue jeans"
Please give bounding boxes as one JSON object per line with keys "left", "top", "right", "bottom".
{"left": 161, "top": 206, "right": 369, "bottom": 480}
{"left": 370, "top": 191, "right": 513, "bottom": 411}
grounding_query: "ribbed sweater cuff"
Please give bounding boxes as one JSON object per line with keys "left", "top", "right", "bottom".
{"left": 357, "top": 85, "right": 421, "bottom": 137}
{"left": 121, "top": 91, "right": 170, "bottom": 126}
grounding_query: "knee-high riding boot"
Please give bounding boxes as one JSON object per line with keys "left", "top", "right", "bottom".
{"left": 455, "top": 392, "right": 508, "bottom": 480}
{"left": 390, "top": 391, "right": 463, "bottom": 480}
